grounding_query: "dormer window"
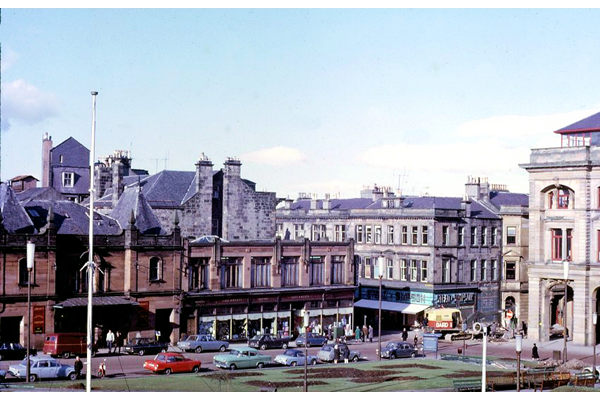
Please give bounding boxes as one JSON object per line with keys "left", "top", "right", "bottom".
{"left": 561, "top": 132, "right": 591, "bottom": 147}
{"left": 62, "top": 172, "right": 74, "bottom": 188}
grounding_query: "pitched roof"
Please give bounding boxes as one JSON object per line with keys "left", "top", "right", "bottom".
{"left": 0, "top": 183, "right": 35, "bottom": 233}
{"left": 489, "top": 191, "right": 529, "bottom": 208}
{"left": 110, "top": 186, "right": 164, "bottom": 234}
{"left": 16, "top": 187, "right": 65, "bottom": 204}
{"left": 24, "top": 199, "right": 121, "bottom": 235}
{"left": 50, "top": 137, "right": 90, "bottom": 167}
{"left": 555, "top": 110, "right": 600, "bottom": 133}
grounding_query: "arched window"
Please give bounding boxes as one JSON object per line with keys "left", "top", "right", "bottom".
{"left": 149, "top": 257, "right": 162, "bottom": 281}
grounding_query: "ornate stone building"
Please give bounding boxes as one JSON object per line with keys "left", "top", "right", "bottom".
{"left": 521, "top": 111, "right": 600, "bottom": 346}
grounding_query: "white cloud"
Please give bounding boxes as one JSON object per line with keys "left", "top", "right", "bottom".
{"left": 240, "top": 146, "right": 306, "bottom": 166}
{"left": 0, "top": 48, "right": 19, "bottom": 73}
{"left": 0, "top": 79, "right": 60, "bottom": 131}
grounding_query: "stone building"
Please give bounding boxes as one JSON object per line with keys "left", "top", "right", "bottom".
{"left": 275, "top": 182, "right": 521, "bottom": 332}
{"left": 521, "top": 111, "right": 600, "bottom": 346}
{"left": 180, "top": 238, "right": 356, "bottom": 340}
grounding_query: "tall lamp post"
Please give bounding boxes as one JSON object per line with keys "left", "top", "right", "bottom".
{"left": 302, "top": 308, "right": 309, "bottom": 392}
{"left": 593, "top": 312, "right": 597, "bottom": 381}
{"left": 378, "top": 257, "right": 384, "bottom": 361}
{"left": 26, "top": 241, "right": 35, "bottom": 383}
{"left": 563, "top": 260, "right": 569, "bottom": 364}
{"left": 515, "top": 333, "right": 522, "bottom": 392}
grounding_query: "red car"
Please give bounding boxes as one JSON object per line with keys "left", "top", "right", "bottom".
{"left": 143, "top": 352, "right": 201, "bottom": 375}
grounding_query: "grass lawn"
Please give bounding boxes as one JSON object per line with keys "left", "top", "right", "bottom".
{"left": 30, "top": 359, "right": 499, "bottom": 392}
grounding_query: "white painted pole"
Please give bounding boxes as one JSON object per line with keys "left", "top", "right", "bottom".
{"left": 482, "top": 327, "right": 487, "bottom": 392}
{"left": 86, "top": 91, "right": 98, "bottom": 392}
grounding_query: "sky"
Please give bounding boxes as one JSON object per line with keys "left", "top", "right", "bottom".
{"left": 3, "top": 6, "right": 600, "bottom": 200}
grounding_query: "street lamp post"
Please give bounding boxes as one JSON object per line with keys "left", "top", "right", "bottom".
{"left": 563, "top": 260, "right": 569, "bottom": 364}
{"left": 378, "top": 257, "right": 384, "bottom": 361}
{"left": 303, "top": 308, "right": 309, "bottom": 392}
{"left": 515, "top": 334, "right": 522, "bottom": 392}
{"left": 593, "top": 312, "right": 597, "bottom": 381}
{"left": 26, "top": 241, "right": 35, "bottom": 383}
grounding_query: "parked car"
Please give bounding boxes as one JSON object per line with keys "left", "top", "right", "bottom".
{"left": 295, "top": 333, "right": 328, "bottom": 347}
{"left": 380, "top": 341, "right": 417, "bottom": 359}
{"left": 317, "top": 343, "right": 360, "bottom": 363}
{"left": 8, "top": 355, "right": 77, "bottom": 382}
{"left": 42, "top": 333, "right": 97, "bottom": 359}
{"left": 0, "top": 343, "right": 36, "bottom": 361}
{"left": 123, "top": 338, "right": 168, "bottom": 356}
{"left": 143, "top": 352, "right": 201, "bottom": 375}
{"left": 177, "top": 334, "right": 229, "bottom": 353}
{"left": 248, "top": 334, "right": 290, "bottom": 350}
{"left": 213, "top": 346, "right": 271, "bottom": 370}
{"left": 550, "top": 324, "right": 568, "bottom": 339}
{"left": 274, "top": 349, "right": 318, "bottom": 367}
{"left": 0, "top": 368, "right": 6, "bottom": 382}
{"left": 582, "top": 365, "right": 600, "bottom": 377}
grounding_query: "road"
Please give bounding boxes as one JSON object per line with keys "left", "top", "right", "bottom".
{"left": 1, "top": 330, "right": 597, "bottom": 383}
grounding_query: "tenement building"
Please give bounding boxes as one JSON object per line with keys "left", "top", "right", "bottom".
{"left": 275, "top": 182, "right": 525, "bottom": 333}
{"left": 521, "top": 111, "right": 600, "bottom": 346}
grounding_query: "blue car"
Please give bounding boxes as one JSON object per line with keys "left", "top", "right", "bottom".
{"left": 295, "top": 333, "right": 328, "bottom": 347}
{"left": 274, "top": 349, "right": 318, "bottom": 366}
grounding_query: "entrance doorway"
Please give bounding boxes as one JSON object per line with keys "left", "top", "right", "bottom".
{"left": 0, "top": 316, "right": 22, "bottom": 343}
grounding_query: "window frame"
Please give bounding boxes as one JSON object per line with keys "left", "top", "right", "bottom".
{"left": 250, "top": 257, "right": 271, "bottom": 288}
{"left": 62, "top": 171, "right": 74, "bottom": 188}
{"left": 387, "top": 225, "right": 394, "bottom": 244}
{"left": 330, "top": 255, "right": 345, "bottom": 284}
{"left": 149, "top": 257, "right": 163, "bottom": 282}
{"left": 420, "top": 260, "right": 428, "bottom": 282}
{"left": 281, "top": 257, "right": 299, "bottom": 287}
{"left": 421, "top": 226, "right": 428, "bottom": 245}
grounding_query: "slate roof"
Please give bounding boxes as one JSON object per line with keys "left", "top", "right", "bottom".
{"left": 286, "top": 196, "right": 500, "bottom": 219}
{"left": 555, "top": 111, "right": 600, "bottom": 133}
{"left": 0, "top": 183, "right": 35, "bottom": 233}
{"left": 16, "top": 187, "right": 65, "bottom": 204}
{"left": 489, "top": 191, "right": 529, "bottom": 208}
{"left": 110, "top": 186, "right": 164, "bottom": 234}
{"left": 50, "top": 137, "right": 90, "bottom": 167}
{"left": 24, "top": 199, "right": 121, "bottom": 235}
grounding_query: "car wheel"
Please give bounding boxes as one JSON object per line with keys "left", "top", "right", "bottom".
{"left": 192, "top": 365, "right": 199, "bottom": 373}
{"left": 68, "top": 372, "right": 77, "bottom": 381}
{"left": 257, "top": 363, "right": 264, "bottom": 369}
{"left": 311, "top": 359, "right": 317, "bottom": 365}
{"left": 62, "top": 352, "right": 71, "bottom": 359}
{"left": 390, "top": 353, "right": 396, "bottom": 360}
{"left": 229, "top": 364, "right": 237, "bottom": 370}
{"left": 352, "top": 356, "right": 359, "bottom": 362}
{"left": 291, "top": 361, "right": 297, "bottom": 367}
{"left": 195, "top": 346, "right": 203, "bottom": 353}
{"left": 138, "top": 350, "right": 145, "bottom": 356}
{"left": 219, "top": 345, "right": 226, "bottom": 352}
{"left": 0, "top": 354, "right": 3, "bottom": 361}
{"left": 260, "top": 344, "right": 267, "bottom": 351}
{"left": 410, "top": 352, "right": 416, "bottom": 358}
{"left": 29, "top": 374, "right": 38, "bottom": 382}
{"left": 164, "top": 368, "right": 172, "bottom": 375}
{"left": 282, "top": 343, "right": 288, "bottom": 349}
{"left": 306, "top": 343, "right": 311, "bottom": 348}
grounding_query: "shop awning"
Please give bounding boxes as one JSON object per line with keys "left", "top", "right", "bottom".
{"left": 53, "top": 296, "right": 139, "bottom": 309}
{"left": 354, "top": 299, "right": 429, "bottom": 315}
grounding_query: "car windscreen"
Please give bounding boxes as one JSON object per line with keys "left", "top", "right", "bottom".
{"left": 250, "top": 335, "right": 261, "bottom": 340}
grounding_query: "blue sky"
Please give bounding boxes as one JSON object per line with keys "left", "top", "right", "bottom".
{"left": 3, "top": 7, "right": 600, "bottom": 199}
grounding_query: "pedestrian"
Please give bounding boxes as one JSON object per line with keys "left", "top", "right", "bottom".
{"left": 402, "top": 328, "right": 408, "bottom": 342}
{"left": 362, "top": 325, "right": 368, "bottom": 342}
{"left": 368, "top": 325, "right": 373, "bottom": 343}
{"left": 342, "top": 345, "right": 350, "bottom": 363}
{"left": 414, "top": 334, "right": 418, "bottom": 347}
{"left": 522, "top": 322, "right": 528, "bottom": 338}
{"left": 106, "top": 330, "right": 115, "bottom": 354}
{"left": 532, "top": 343, "right": 540, "bottom": 360}
{"left": 74, "top": 356, "right": 83, "bottom": 379}
{"left": 115, "top": 331, "right": 122, "bottom": 354}
{"left": 355, "top": 326, "right": 361, "bottom": 342}
{"left": 333, "top": 344, "right": 340, "bottom": 364}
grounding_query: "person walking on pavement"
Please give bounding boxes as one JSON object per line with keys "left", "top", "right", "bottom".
{"left": 362, "top": 325, "right": 368, "bottom": 342}
{"left": 333, "top": 344, "right": 340, "bottom": 364}
{"left": 74, "top": 356, "right": 83, "bottom": 379}
{"left": 342, "top": 345, "right": 350, "bottom": 363}
{"left": 106, "top": 330, "right": 115, "bottom": 354}
{"left": 355, "top": 326, "right": 361, "bottom": 342}
{"left": 402, "top": 328, "right": 408, "bottom": 342}
{"left": 368, "top": 325, "right": 374, "bottom": 343}
{"left": 532, "top": 343, "right": 540, "bottom": 360}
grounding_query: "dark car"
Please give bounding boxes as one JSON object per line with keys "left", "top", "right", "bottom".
{"left": 123, "top": 338, "right": 168, "bottom": 356}
{"left": 0, "top": 343, "right": 35, "bottom": 361}
{"left": 248, "top": 334, "right": 290, "bottom": 350}
{"left": 295, "top": 333, "right": 328, "bottom": 347}
{"left": 380, "top": 341, "right": 417, "bottom": 359}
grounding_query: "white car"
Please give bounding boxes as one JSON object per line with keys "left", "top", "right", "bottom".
{"left": 274, "top": 349, "right": 318, "bottom": 366}
{"left": 582, "top": 366, "right": 600, "bottom": 377}
{"left": 9, "top": 355, "right": 77, "bottom": 382}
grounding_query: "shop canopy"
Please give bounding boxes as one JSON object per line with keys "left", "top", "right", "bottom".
{"left": 354, "top": 299, "right": 429, "bottom": 315}
{"left": 53, "top": 296, "right": 140, "bottom": 308}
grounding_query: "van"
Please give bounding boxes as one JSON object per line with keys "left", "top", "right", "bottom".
{"left": 42, "top": 333, "right": 97, "bottom": 359}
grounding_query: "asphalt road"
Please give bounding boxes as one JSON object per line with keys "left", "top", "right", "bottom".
{"left": 1, "top": 330, "right": 597, "bottom": 384}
